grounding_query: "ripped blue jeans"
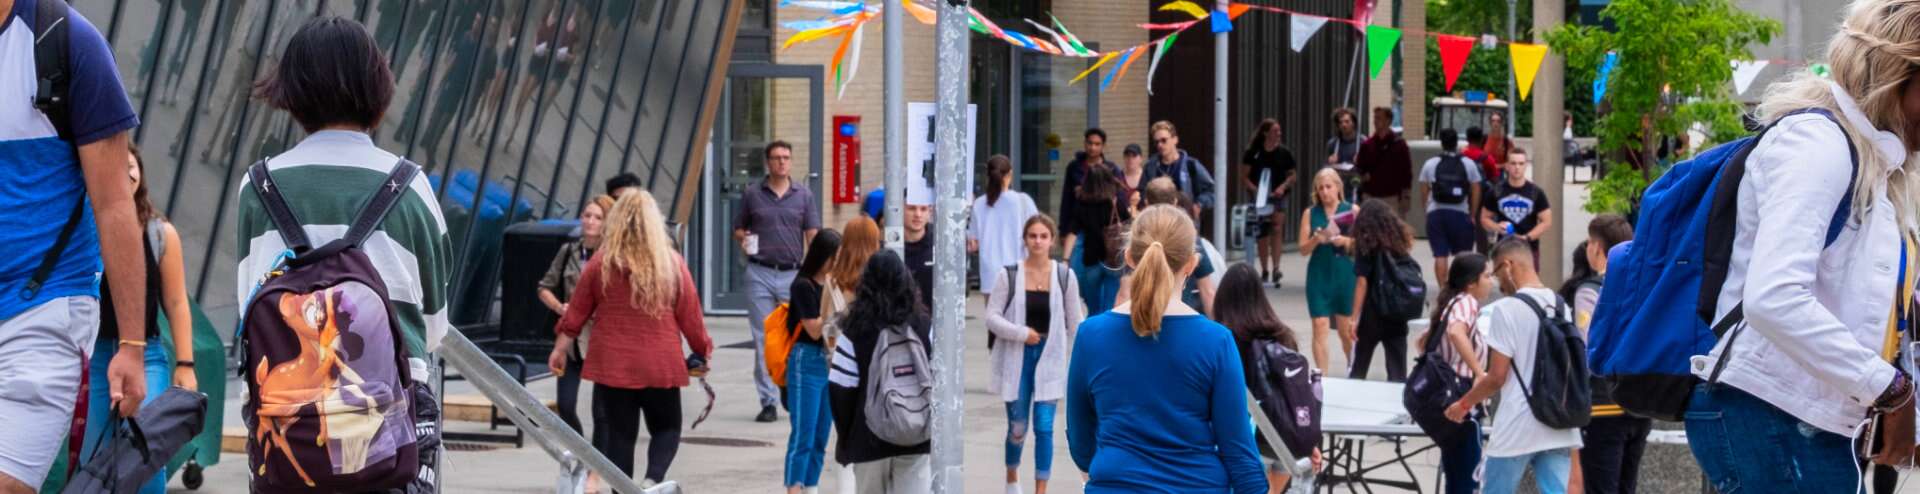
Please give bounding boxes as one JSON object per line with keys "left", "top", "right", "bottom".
{"left": 1005, "top": 338, "right": 1056, "bottom": 480}
{"left": 1685, "top": 383, "right": 1862, "bottom": 494}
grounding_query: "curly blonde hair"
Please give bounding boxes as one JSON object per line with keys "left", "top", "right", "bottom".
{"left": 599, "top": 190, "right": 679, "bottom": 312}
{"left": 1756, "top": 0, "right": 1920, "bottom": 236}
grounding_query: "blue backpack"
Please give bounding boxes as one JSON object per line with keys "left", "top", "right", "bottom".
{"left": 1585, "top": 109, "right": 1856, "bottom": 421}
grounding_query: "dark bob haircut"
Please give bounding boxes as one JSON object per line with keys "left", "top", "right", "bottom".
{"left": 255, "top": 17, "right": 394, "bottom": 133}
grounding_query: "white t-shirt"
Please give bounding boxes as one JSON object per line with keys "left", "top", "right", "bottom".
{"left": 1482, "top": 287, "right": 1584, "bottom": 457}
{"left": 1419, "top": 153, "right": 1483, "bottom": 214}
{"left": 969, "top": 191, "right": 1038, "bottom": 295}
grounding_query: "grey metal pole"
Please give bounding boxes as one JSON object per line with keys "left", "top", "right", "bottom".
{"left": 1506, "top": 0, "right": 1517, "bottom": 126}
{"left": 1213, "top": 0, "right": 1230, "bottom": 255}
{"left": 931, "top": 1, "right": 970, "bottom": 492}
{"left": 884, "top": 0, "right": 906, "bottom": 254}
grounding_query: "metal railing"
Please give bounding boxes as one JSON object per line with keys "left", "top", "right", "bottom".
{"left": 438, "top": 329, "right": 680, "bottom": 494}
{"left": 1250, "top": 391, "right": 1316, "bottom": 494}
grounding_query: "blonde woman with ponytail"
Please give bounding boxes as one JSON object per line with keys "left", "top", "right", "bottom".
{"left": 1065, "top": 205, "right": 1267, "bottom": 493}
{"left": 552, "top": 190, "right": 714, "bottom": 486}
{"left": 1686, "top": 0, "right": 1920, "bottom": 488}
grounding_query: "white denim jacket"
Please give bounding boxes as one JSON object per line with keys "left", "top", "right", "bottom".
{"left": 1694, "top": 81, "right": 1911, "bottom": 435}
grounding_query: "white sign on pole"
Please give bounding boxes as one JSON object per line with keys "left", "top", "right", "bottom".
{"left": 906, "top": 102, "right": 977, "bottom": 206}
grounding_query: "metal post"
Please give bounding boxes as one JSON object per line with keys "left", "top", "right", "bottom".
{"left": 884, "top": 0, "right": 906, "bottom": 254}
{"left": 1213, "top": 0, "right": 1230, "bottom": 255}
{"left": 930, "top": 1, "right": 970, "bottom": 492}
{"left": 1506, "top": 0, "right": 1517, "bottom": 126}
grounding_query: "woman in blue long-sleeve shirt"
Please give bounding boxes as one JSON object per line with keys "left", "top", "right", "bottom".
{"left": 1066, "top": 205, "right": 1268, "bottom": 493}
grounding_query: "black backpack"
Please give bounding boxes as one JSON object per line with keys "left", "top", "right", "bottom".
{"left": 1512, "top": 294, "right": 1593, "bottom": 429}
{"left": 1368, "top": 253, "right": 1428, "bottom": 322}
{"left": 1249, "top": 338, "right": 1321, "bottom": 457}
{"left": 1404, "top": 299, "right": 1477, "bottom": 445}
{"left": 1432, "top": 154, "right": 1471, "bottom": 205}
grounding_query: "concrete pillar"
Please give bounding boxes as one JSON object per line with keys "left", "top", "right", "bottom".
{"left": 1401, "top": 0, "right": 1426, "bottom": 139}
{"left": 1533, "top": 0, "right": 1565, "bottom": 285}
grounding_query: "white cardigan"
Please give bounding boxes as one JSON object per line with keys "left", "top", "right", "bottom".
{"left": 984, "top": 261, "right": 1085, "bottom": 403}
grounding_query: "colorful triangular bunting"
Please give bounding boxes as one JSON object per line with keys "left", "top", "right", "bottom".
{"left": 1366, "top": 25, "right": 1401, "bottom": 79}
{"left": 1436, "top": 34, "right": 1475, "bottom": 92}
{"left": 1290, "top": 15, "right": 1327, "bottom": 52}
{"left": 1509, "top": 42, "right": 1549, "bottom": 101}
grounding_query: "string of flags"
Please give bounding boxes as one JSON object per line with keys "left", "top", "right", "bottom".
{"left": 781, "top": 1, "right": 1834, "bottom": 105}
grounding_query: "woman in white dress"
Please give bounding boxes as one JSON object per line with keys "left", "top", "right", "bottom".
{"left": 971, "top": 155, "right": 1039, "bottom": 304}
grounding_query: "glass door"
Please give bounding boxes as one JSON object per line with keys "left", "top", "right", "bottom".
{"left": 699, "top": 64, "right": 823, "bottom": 314}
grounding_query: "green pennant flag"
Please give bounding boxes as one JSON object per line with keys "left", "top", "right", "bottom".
{"left": 1366, "top": 25, "right": 1402, "bottom": 79}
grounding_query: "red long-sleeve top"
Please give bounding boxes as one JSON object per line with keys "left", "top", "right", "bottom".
{"left": 555, "top": 253, "right": 714, "bottom": 389}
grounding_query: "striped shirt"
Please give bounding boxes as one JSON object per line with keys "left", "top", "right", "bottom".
{"left": 233, "top": 131, "right": 452, "bottom": 358}
{"left": 1437, "top": 294, "right": 1484, "bottom": 378}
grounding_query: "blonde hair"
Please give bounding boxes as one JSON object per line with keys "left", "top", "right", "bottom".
{"left": 1755, "top": 0, "right": 1920, "bottom": 236}
{"left": 1125, "top": 205, "right": 1198, "bottom": 337}
{"left": 1151, "top": 120, "right": 1179, "bottom": 138}
{"left": 588, "top": 194, "right": 616, "bottom": 217}
{"left": 827, "top": 216, "right": 882, "bottom": 293}
{"left": 1313, "top": 168, "right": 1346, "bottom": 208}
{"left": 598, "top": 190, "right": 680, "bottom": 312}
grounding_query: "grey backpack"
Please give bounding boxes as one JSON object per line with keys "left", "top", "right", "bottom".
{"left": 863, "top": 324, "right": 933, "bottom": 446}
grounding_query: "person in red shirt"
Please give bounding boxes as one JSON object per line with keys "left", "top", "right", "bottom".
{"left": 1463, "top": 126, "right": 1489, "bottom": 168}
{"left": 1482, "top": 112, "right": 1517, "bottom": 182}
{"left": 1355, "top": 107, "right": 1414, "bottom": 216}
{"left": 552, "top": 189, "right": 715, "bottom": 487}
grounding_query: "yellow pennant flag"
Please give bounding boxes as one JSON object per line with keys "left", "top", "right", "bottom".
{"left": 1159, "top": 1, "right": 1212, "bottom": 20}
{"left": 902, "top": 0, "right": 937, "bottom": 25}
{"left": 1071, "top": 51, "right": 1122, "bottom": 85}
{"left": 1510, "top": 43, "right": 1550, "bottom": 101}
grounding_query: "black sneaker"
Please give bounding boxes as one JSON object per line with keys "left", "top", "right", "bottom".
{"left": 756, "top": 405, "right": 778, "bottom": 423}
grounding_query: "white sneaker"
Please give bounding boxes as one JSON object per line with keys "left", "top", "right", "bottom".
{"left": 1007, "top": 483, "right": 1024, "bottom": 494}
{"left": 804, "top": 488, "right": 820, "bottom": 494}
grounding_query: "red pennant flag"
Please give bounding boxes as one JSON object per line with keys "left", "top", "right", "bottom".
{"left": 1354, "top": 0, "right": 1375, "bottom": 26}
{"left": 1437, "top": 35, "right": 1476, "bottom": 92}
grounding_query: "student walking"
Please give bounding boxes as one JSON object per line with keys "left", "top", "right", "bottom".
{"left": 234, "top": 18, "right": 452, "bottom": 491}
{"left": 1066, "top": 205, "right": 1268, "bottom": 493}
{"left": 1355, "top": 107, "right": 1413, "bottom": 215}
{"left": 1243, "top": 119, "right": 1299, "bottom": 286}
{"left": 0, "top": 1, "right": 149, "bottom": 490}
{"left": 1061, "top": 129, "right": 1117, "bottom": 236}
{"left": 550, "top": 190, "right": 713, "bottom": 488}
{"left": 1445, "top": 239, "right": 1581, "bottom": 494}
{"left": 1423, "top": 254, "right": 1493, "bottom": 494}
{"left": 78, "top": 144, "right": 200, "bottom": 494}
{"left": 1142, "top": 121, "right": 1217, "bottom": 222}
{"left": 971, "top": 155, "right": 1040, "bottom": 301}
{"left": 1126, "top": 178, "right": 1220, "bottom": 315}
{"left": 1062, "top": 164, "right": 1131, "bottom": 315}
{"left": 1217, "top": 264, "right": 1323, "bottom": 492}
{"left": 1347, "top": 199, "right": 1419, "bottom": 381}
{"left": 823, "top": 217, "right": 883, "bottom": 491}
{"left": 538, "top": 194, "right": 613, "bottom": 436}
{"left": 1300, "top": 169, "right": 1357, "bottom": 374}
{"left": 829, "top": 251, "right": 934, "bottom": 494}
{"left": 1419, "top": 128, "right": 1483, "bottom": 284}
{"left": 783, "top": 230, "right": 843, "bottom": 494}
{"left": 735, "top": 141, "right": 823, "bottom": 423}
{"left": 1686, "top": 1, "right": 1920, "bottom": 488}
{"left": 1327, "top": 108, "right": 1363, "bottom": 170}
{"left": 1478, "top": 148, "right": 1552, "bottom": 264}
{"left": 1564, "top": 214, "right": 1645, "bottom": 494}
{"left": 985, "top": 215, "right": 1085, "bottom": 494}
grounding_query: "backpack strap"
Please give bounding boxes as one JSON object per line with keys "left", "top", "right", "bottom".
{"left": 1699, "top": 108, "right": 1859, "bottom": 382}
{"left": 288, "top": 159, "right": 421, "bottom": 267}
{"left": 1509, "top": 294, "right": 1552, "bottom": 401}
{"left": 247, "top": 158, "right": 312, "bottom": 253}
{"left": 32, "top": 0, "right": 73, "bottom": 141}
{"left": 998, "top": 265, "right": 1018, "bottom": 319}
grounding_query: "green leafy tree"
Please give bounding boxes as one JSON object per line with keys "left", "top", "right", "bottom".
{"left": 1545, "top": 0, "right": 1779, "bottom": 214}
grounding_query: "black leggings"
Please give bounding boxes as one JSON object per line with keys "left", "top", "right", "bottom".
{"left": 593, "top": 385, "right": 684, "bottom": 483}
{"left": 1349, "top": 314, "right": 1409, "bottom": 382}
{"left": 556, "top": 353, "right": 586, "bottom": 434}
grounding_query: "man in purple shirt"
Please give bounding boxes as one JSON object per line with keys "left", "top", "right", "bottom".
{"left": 733, "top": 141, "right": 821, "bottom": 422}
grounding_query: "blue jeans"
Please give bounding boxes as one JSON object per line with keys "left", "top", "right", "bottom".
{"left": 1438, "top": 418, "right": 1483, "bottom": 494}
{"left": 1686, "top": 384, "right": 1861, "bottom": 494}
{"left": 1005, "top": 338, "right": 1056, "bottom": 480}
{"left": 1481, "top": 448, "right": 1571, "bottom": 494}
{"left": 1072, "top": 244, "right": 1121, "bottom": 315}
{"left": 783, "top": 343, "right": 833, "bottom": 488}
{"left": 82, "top": 337, "right": 171, "bottom": 494}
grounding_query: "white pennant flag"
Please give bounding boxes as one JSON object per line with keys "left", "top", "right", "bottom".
{"left": 1731, "top": 60, "right": 1769, "bottom": 95}
{"left": 1480, "top": 34, "right": 1499, "bottom": 50}
{"left": 1290, "top": 16, "right": 1328, "bottom": 52}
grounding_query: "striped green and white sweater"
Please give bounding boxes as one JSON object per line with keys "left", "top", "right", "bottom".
{"left": 233, "top": 130, "right": 453, "bottom": 358}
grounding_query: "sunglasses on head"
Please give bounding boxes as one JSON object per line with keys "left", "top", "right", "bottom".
{"left": 1155, "top": 138, "right": 1171, "bottom": 145}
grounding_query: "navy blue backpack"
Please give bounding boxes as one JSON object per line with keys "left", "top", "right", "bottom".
{"left": 1585, "top": 109, "right": 1857, "bottom": 421}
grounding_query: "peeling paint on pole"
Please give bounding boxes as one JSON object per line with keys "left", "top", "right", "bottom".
{"left": 884, "top": 0, "right": 906, "bottom": 255}
{"left": 930, "top": 1, "right": 971, "bottom": 493}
